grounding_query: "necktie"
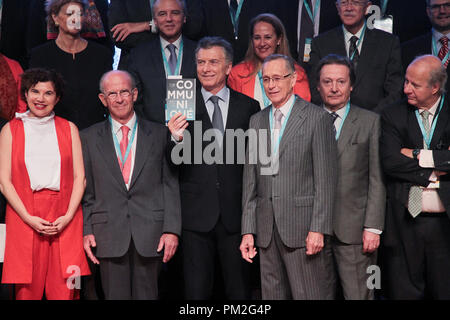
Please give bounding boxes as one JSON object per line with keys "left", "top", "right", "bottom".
{"left": 167, "top": 43, "right": 177, "bottom": 75}
{"left": 330, "top": 112, "right": 339, "bottom": 135}
{"left": 273, "top": 109, "right": 283, "bottom": 152}
{"left": 349, "top": 36, "right": 360, "bottom": 69}
{"left": 210, "top": 96, "right": 224, "bottom": 137}
{"left": 298, "top": 0, "right": 314, "bottom": 63}
{"left": 119, "top": 125, "right": 132, "bottom": 185}
{"left": 439, "top": 37, "right": 449, "bottom": 68}
{"left": 407, "top": 110, "right": 431, "bottom": 218}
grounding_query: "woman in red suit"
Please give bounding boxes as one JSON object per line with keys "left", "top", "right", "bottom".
{"left": 228, "top": 13, "right": 311, "bottom": 109}
{"left": 0, "top": 68, "right": 90, "bottom": 300}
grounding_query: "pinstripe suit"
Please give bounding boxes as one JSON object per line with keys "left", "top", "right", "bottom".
{"left": 241, "top": 95, "right": 337, "bottom": 299}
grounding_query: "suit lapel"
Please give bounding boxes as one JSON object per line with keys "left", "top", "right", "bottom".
{"left": 354, "top": 28, "right": 376, "bottom": 87}
{"left": 278, "top": 98, "right": 307, "bottom": 156}
{"left": 96, "top": 121, "right": 127, "bottom": 191}
{"left": 430, "top": 97, "right": 449, "bottom": 148}
{"left": 196, "top": 89, "right": 213, "bottom": 130}
{"left": 149, "top": 40, "right": 166, "bottom": 77}
{"left": 129, "top": 117, "right": 153, "bottom": 190}
{"left": 337, "top": 105, "right": 358, "bottom": 157}
{"left": 407, "top": 104, "right": 424, "bottom": 147}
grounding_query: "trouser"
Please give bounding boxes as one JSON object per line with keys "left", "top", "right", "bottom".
{"left": 99, "top": 238, "right": 162, "bottom": 300}
{"left": 16, "top": 189, "right": 78, "bottom": 300}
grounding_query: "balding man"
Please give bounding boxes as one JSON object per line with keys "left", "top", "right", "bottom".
{"left": 381, "top": 55, "right": 450, "bottom": 299}
{"left": 81, "top": 70, "right": 181, "bottom": 299}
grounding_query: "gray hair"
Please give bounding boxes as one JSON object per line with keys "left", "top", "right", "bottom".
{"left": 99, "top": 70, "right": 137, "bottom": 93}
{"left": 195, "top": 36, "right": 234, "bottom": 64}
{"left": 429, "top": 64, "right": 448, "bottom": 95}
{"left": 262, "top": 54, "right": 296, "bottom": 74}
{"left": 45, "top": 0, "right": 88, "bottom": 16}
{"left": 152, "top": 0, "right": 187, "bottom": 17}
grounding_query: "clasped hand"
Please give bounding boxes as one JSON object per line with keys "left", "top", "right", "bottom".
{"left": 26, "top": 214, "right": 71, "bottom": 236}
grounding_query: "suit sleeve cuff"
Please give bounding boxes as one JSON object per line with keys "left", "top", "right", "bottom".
{"left": 364, "top": 228, "right": 382, "bottom": 235}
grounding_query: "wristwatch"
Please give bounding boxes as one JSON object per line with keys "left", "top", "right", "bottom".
{"left": 149, "top": 20, "right": 157, "bottom": 33}
{"left": 412, "top": 149, "right": 420, "bottom": 160}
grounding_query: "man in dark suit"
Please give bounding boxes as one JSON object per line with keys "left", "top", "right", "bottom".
{"left": 402, "top": 0, "right": 450, "bottom": 94}
{"left": 0, "top": 0, "right": 30, "bottom": 68}
{"left": 168, "top": 37, "right": 260, "bottom": 299}
{"left": 200, "top": 0, "right": 274, "bottom": 64}
{"left": 82, "top": 70, "right": 181, "bottom": 300}
{"left": 271, "top": 0, "right": 342, "bottom": 65}
{"left": 109, "top": 0, "right": 203, "bottom": 69}
{"left": 127, "top": 0, "right": 198, "bottom": 124}
{"left": 381, "top": 55, "right": 450, "bottom": 299}
{"left": 308, "top": 0, "right": 403, "bottom": 113}
{"left": 240, "top": 54, "right": 337, "bottom": 299}
{"left": 316, "top": 54, "right": 385, "bottom": 300}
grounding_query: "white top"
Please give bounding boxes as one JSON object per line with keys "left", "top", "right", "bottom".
{"left": 253, "top": 72, "right": 265, "bottom": 109}
{"left": 17, "top": 111, "right": 61, "bottom": 191}
{"left": 111, "top": 112, "right": 138, "bottom": 190}
{"left": 160, "top": 35, "right": 183, "bottom": 77}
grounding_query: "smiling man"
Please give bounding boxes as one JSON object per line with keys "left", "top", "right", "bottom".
{"left": 240, "top": 54, "right": 337, "bottom": 300}
{"left": 127, "top": 0, "right": 198, "bottom": 124}
{"left": 381, "top": 55, "right": 450, "bottom": 299}
{"left": 317, "top": 54, "right": 385, "bottom": 300}
{"left": 308, "top": 0, "right": 403, "bottom": 113}
{"left": 81, "top": 70, "right": 181, "bottom": 300}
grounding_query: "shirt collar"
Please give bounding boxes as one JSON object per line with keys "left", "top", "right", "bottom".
{"left": 420, "top": 96, "right": 441, "bottom": 117}
{"left": 111, "top": 112, "right": 137, "bottom": 135}
{"left": 160, "top": 35, "right": 182, "bottom": 51}
{"left": 323, "top": 102, "right": 349, "bottom": 118}
{"left": 343, "top": 22, "right": 365, "bottom": 43}
{"left": 432, "top": 28, "right": 450, "bottom": 43}
{"left": 201, "top": 85, "right": 229, "bottom": 104}
{"left": 273, "top": 94, "right": 296, "bottom": 118}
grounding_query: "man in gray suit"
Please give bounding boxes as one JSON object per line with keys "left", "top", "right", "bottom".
{"left": 240, "top": 54, "right": 337, "bottom": 299}
{"left": 81, "top": 70, "right": 181, "bottom": 300}
{"left": 317, "top": 54, "right": 385, "bottom": 300}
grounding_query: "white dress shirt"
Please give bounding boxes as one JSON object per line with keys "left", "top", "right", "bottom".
{"left": 18, "top": 111, "right": 61, "bottom": 191}
{"left": 201, "top": 86, "right": 230, "bottom": 129}
{"left": 111, "top": 112, "right": 138, "bottom": 190}
{"left": 343, "top": 23, "right": 365, "bottom": 58}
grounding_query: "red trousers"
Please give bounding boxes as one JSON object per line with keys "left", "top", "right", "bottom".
{"left": 15, "top": 189, "right": 79, "bottom": 300}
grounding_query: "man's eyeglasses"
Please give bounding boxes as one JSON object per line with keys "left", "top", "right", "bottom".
{"left": 428, "top": 3, "right": 450, "bottom": 12}
{"left": 262, "top": 73, "right": 292, "bottom": 85}
{"left": 105, "top": 89, "right": 133, "bottom": 100}
{"left": 338, "top": 0, "right": 367, "bottom": 7}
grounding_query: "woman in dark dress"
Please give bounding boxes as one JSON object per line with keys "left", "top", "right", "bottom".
{"left": 29, "top": 0, "right": 112, "bottom": 130}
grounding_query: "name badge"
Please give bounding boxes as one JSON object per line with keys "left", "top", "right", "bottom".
{"left": 373, "top": 15, "right": 393, "bottom": 34}
{"left": 427, "top": 181, "right": 440, "bottom": 189}
{"left": 303, "top": 38, "right": 312, "bottom": 63}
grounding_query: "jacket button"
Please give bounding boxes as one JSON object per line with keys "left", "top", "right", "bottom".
{"left": 127, "top": 195, "right": 132, "bottom": 200}
{"left": 216, "top": 182, "right": 220, "bottom": 189}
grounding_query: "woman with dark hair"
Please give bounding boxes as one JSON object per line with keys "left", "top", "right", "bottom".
{"left": 227, "top": 13, "right": 311, "bottom": 109}
{"left": 0, "top": 68, "right": 90, "bottom": 300}
{"left": 28, "top": 0, "right": 112, "bottom": 130}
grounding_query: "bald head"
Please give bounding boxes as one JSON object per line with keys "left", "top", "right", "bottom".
{"left": 409, "top": 55, "right": 447, "bottom": 95}
{"left": 99, "top": 70, "right": 136, "bottom": 93}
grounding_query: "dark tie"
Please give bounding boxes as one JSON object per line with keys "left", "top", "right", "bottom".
{"left": 330, "top": 112, "right": 338, "bottom": 135}
{"left": 167, "top": 43, "right": 177, "bottom": 75}
{"left": 298, "top": 0, "right": 314, "bottom": 63}
{"left": 210, "top": 96, "right": 224, "bottom": 136}
{"left": 349, "top": 36, "right": 360, "bottom": 69}
{"left": 439, "top": 36, "right": 449, "bottom": 68}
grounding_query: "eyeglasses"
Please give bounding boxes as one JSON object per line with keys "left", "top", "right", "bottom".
{"left": 262, "top": 73, "right": 292, "bottom": 85}
{"left": 428, "top": 3, "right": 450, "bottom": 11}
{"left": 338, "top": 0, "right": 367, "bottom": 7}
{"left": 105, "top": 89, "right": 133, "bottom": 100}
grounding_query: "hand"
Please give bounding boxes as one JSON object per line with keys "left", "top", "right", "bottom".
{"left": 157, "top": 233, "right": 179, "bottom": 263}
{"left": 434, "top": 170, "right": 447, "bottom": 177}
{"left": 111, "top": 22, "right": 149, "bottom": 42}
{"left": 400, "top": 148, "right": 414, "bottom": 159}
{"left": 52, "top": 215, "right": 72, "bottom": 234}
{"left": 305, "top": 232, "right": 324, "bottom": 255}
{"left": 362, "top": 230, "right": 380, "bottom": 253}
{"left": 240, "top": 234, "right": 257, "bottom": 263}
{"left": 25, "top": 215, "right": 58, "bottom": 236}
{"left": 83, "top": 234, "right": 100, "bottom": 264}
{"left": 168, "top": 112, "right": 188, "bottom": 142}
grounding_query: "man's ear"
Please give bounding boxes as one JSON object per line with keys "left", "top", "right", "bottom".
{"left": 98, "top": 93, "right": 108, "bottom": 107}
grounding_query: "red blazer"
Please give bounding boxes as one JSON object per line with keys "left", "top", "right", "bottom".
{"left": 2, "top": 117, "right": 90, "bottom": 283}
{"left": 227, "top": 60, "right": 311, "bottom": 103}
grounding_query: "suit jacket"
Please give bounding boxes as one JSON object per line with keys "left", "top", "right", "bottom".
{"left": 308, "top": 26, "right": 404, "bottom": 113}
{"left": 380, "top": 97, "right": 450, "bottom": 280}
{"left": 127, "top": 36, "right": 197, "bottom": 124}
{"left": 81, "top": 117, "right": 181, "bottom": 258}
{"left": 333, "top": 104, "right": 385, "bottom": 244}
{"left": 402, "top": 32, "right": 450, "bottom": 94}
{"left": 200, "top": 0, "right": 273, "bottom": 65}
{"left": 241, "top": 96, "right": 337, "bottom": 249}
{"left": 271, "top": 0, "right": 342, "bottom": 61}
{"left": 0, "top": 0, "right": 30, "bottom": 68}
{"left": 109, "top": 0, "right": 203, "bottom": 69}
{"left": 177, "top": 87, "right": 260, "bottom": 234}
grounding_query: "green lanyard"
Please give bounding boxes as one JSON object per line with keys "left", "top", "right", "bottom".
{"left": 269, "top": 96, "right": 296, "bottom": 154}
{"left": 415, "top": 96, "right": 445, "bottom": 149}
{"left": 160, "top": 39, "right": 184, "bottom": 76}
{"left": 257, "top": 70, "right": 271, "bottom": 108}
{"left": 334, "top": 102, "right": 350, "bottom": 140}
{"left": 303, "top": 0, "right": 321, "bottom": 24}
{"left": 228, "top": 0, "right": 245, "bottom": 39}
{"left": 345, "top": 22, "right": 367, "bottom": 61}
{"left": 432, "top": 35, "right": 450, "bottom": 67}
{"left": 110, "top": 116, "right": 138, "bottom": 170}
